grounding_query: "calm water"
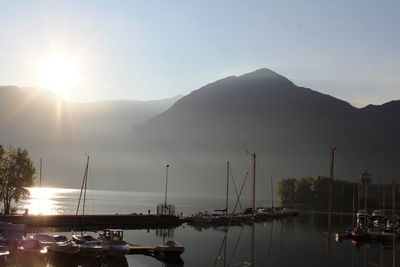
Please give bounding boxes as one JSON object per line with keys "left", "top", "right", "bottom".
{"left": 8, "top": 188, "right": 400, "bottom": 266}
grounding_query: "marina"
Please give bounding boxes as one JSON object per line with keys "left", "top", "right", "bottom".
{"left": 1, "top": 211, "right": 400, "bottom": 266}
{"left": 0, "top": 186, "right": 391, "bottom": 267}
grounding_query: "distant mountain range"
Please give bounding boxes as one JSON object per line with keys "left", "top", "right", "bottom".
{"left": 134, "top": 69, "right": 399, "bottom": 175}
{"left": 0, "top": 86, "right": 181, "bottom": 190}
{"left": 0, "top": 69, "right": 399, "bottom": 198}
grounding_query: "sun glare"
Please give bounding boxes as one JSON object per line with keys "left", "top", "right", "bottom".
{"left": 39, "top": 54, "right": 80, "bottom": 97}
{"left": 22, "top": 187, "right": 73, "bottom": 215}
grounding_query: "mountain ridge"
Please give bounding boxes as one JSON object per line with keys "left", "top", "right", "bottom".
{"left": 0, "top": 69, "right": 399, "bottom": 195}
{"left": 132, "top": 69, "right": 400, "bottom": 191}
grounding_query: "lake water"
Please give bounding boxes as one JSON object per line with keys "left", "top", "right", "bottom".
{"left": 7, "top": 188, "right": 400, "bottom": 266}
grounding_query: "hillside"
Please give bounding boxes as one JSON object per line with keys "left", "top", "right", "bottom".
{"left": 0, "top": 86, "right": 181, "bottom": 189}
{"left": 132, "top": 69, "right": 400, "bottom": 193}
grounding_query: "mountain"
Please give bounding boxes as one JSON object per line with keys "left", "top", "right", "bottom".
{"left": 0, "top": 86, "right": 181, "bottom": 189}
{"left": 132, "top": 69, "right": 400, "bottom": 195}
{"left": 1, "top": 69, "right": 399, "bottom": 198}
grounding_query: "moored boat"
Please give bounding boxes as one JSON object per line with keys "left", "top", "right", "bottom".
{"left": 0, "top": 230, "right": 25, "bottom": 250}
{"left": 79, "top": 240, "right": 103, "bottom": 258}
{"left": 0, "top": 246, "right": 10, "bottom": 263}
{"left": 72, "top": 233, "right": 99, "bottom": 244}
{"left": 98, "top": 229, "right": 129, "bottom": 257}
{"left": 48, "top": 240, "right": 80, "bottom": 265}
{"left": 17, "top": 238, "right": 48, "bottom": 266}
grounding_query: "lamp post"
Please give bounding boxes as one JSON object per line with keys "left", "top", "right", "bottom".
{"left": 164, "top": 164, "right": 170, "bottom": 215}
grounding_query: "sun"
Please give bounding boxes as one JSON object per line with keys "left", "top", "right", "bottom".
{"left": 39, "top": 54, "right": 80, "bottom": 96}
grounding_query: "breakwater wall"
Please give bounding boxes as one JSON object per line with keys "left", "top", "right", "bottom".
{"left": 0, "top": 214, "right": 184, "bottom": 229}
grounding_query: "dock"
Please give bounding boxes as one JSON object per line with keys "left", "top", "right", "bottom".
{"left": 127, "top": 242, "right": 184, "bottom": 263}
{"left": 0, "top": 214, "right": 184, "bottom": 229}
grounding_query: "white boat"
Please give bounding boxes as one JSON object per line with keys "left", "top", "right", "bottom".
{"left": 0, "top": 245, "right": 10, "bottom": 262}
{"left": 72, "top": 233, "right": 99, "bottom": 244}
{"left": 17, "top": 238, "right": 47, "bottom": 255}
{"left": 52, "top": 235, "right": 69, "bottom": 243}
{"left": 357, "top": 210, "right": 368, "bottom": 217}
{"left": 15, "top": 239, "right": 47, "bottom": 267}
{"left": 79, "top": 240, "right": 103, "bottom": 258}
{"left": 25, "top": 233, "right": 56, "bottom": 246}
{"left": 188, "top": 211, "right": 224, "bottom": 223}
{"left": 48, "top": 240, "right": 80, "bottom": 265}
{"left": 372, "top": 210, "right": 384, "bottom": 217}
{"left": 99, "top": 229, "right": 129, "bottom": 257}
{"left": 0, "top": 230, "right": 25, "bottom": 249}
{"left": 48, "top": 240, "right": 80, "bottom": 254}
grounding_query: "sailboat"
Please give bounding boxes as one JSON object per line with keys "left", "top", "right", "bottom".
{"left": 234, "top": 152, "right": 263, "bottom": 221}
{"left": 47, "top": 239, "right": 80, "bottom": 266}
{"left": 17, "top": 158, "right": 49, "bottom": 260}
{"left": 72, "top": 157, "right": 98, "bottom": 242}
{"left": 188, "top": 161, "right": 242, "bottom": 225}
{"left": 69, "top": 156, "right": 104, "bottom": 258}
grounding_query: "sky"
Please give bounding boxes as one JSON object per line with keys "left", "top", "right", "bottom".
{"left": 0, "top": 0, "right": 399, "bottom": 107}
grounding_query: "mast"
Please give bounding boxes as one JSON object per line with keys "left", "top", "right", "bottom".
{"left": 251, "top": 153, "right": 256, "bottom": 267}
{"left": 164, "top": 164, "right": 170, "bottom": 215}
{"left": 73, "top": 155, "right": 89, "bottom": 234}
{"left": 82, "top": 156, "right": 89, "bottom": 218}
{"left": 392, "top": 168, "right": 396, "bottom": 267}
{"left": 252, "top": 153, "right": 256, "bottom": 219}
{"left": 326, "top": 146, "right": 335, "bottom": 267}
{"left": 327, "top": 146, "right": 335, "bottom": 234}
{"left": 271, "top": 175, "right": 274, "bottom": 210}
{"left": 364, "top": 176, "right": 367, "bottom": 226}
{"left": 81, "top": 156, "right": 89, "bottom": 234}
{"left": 383, "top": 177, "right": 386, "bottom": 217}
{"left": 352, "top": 183, "right": 355, "bottom": 227}
{"left": 226, "top": 161, "right": 229, "bottom": 216}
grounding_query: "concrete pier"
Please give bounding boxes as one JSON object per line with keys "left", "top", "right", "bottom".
{"left": 0, "top": 214, "right": 183, "bottom": 229}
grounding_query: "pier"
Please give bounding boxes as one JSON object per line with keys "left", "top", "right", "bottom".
{"left": 0, "top": 214, "right": 184, "bottom": 229}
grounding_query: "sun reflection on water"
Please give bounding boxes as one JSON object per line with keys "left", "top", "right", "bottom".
{"left": 21, "top": 187, "right": 77, "bottom": 215}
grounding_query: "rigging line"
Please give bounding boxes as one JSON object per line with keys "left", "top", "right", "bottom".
{"left": 73, "top": 157, "right": 88, "bottom": 233}
{"left": 82, "top": 156, "right": 89, "bottom": 234}
{"left": 335, "top": 157, "right": 347, "bottom": 181}
{"left": 227, "top": 226, "right": 245, "bottom": 267}
{"left": 82, "top": 157, "right": 89, "bottom": 218}
{"left": 87, "top": 159, "right": 95, "bottom": 214}
{"left": 213, "top": 158, "right": 252, "bottom": 267}
{"left": 255, "top": 159, "right": 272, "bottom": 206}
{"left": 229, "top": 165, "right": 243, "bottom": 212}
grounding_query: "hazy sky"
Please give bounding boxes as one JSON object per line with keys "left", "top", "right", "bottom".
{"left": 1, "top": 0, "right": 399, "bottom": 107}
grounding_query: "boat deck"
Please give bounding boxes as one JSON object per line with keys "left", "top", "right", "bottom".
{"left": 128, "top": 243, "right": 155, "bottom": 255}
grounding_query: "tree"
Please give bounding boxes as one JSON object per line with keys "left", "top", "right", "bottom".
{"left": 277, "top": 178, "right": 296, "bottom": 206}
{"left": 295, "top": 176, "right": 314, "bottom": 204}
{"left": 313, "top": 176, "right": 331, "bottom": 207}
{"left": 0, "top": 145, "right": 35, "bottom": 215}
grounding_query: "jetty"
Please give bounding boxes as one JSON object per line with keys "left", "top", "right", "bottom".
{"left": 128, "top": 242, "right": 184, "bottom": 263}
{"left": 0, "top": 214, "right": 183, "bottom": 229}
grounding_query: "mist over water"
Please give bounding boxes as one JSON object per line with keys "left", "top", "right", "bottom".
{"left": 20, "top": 188, "right": 272, "bottom": 216}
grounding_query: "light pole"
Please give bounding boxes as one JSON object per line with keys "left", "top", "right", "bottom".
{"left": 164, "top": 164, "right": 170, "bottom": 215}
